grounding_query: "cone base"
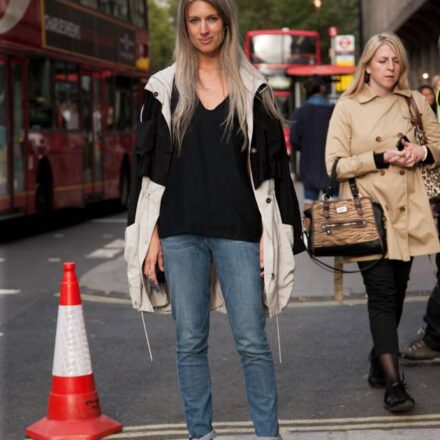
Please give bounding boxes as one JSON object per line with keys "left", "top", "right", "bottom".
{"left": 25, "top": 414, "right": 122, "bottom": 440}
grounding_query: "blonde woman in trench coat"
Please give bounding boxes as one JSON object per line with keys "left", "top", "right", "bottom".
{"left": 326, "top": 33, "right": 440, "bottom": 412}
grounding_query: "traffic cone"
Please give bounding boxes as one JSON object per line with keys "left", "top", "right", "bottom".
{"left": 26, "top": 262, "right": 122, "bottom": 440}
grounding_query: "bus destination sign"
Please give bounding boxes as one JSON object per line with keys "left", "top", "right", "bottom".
{"left": 44, "top": 0, "right": 136, "bottom": 67}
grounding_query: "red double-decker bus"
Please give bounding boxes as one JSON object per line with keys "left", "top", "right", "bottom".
{"left": 244, "top": 29, "right": 321, "bottom": 153}
{"left": 0, "top": 0, "right": 149, "bottom": 219}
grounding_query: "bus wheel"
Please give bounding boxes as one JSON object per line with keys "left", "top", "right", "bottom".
{"left": 119, "top": 161, "right": 130, "bottom": 209}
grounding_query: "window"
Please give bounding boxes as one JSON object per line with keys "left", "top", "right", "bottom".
{"left": 98, "top": 0, "right": 128, "bottom": 20}
{"left": 80, "top": 0, "right": 98, "bottom": 8}
{"left": 115, "top": 76, "right": 132, "bottom": 131}
{"left": 129, "top": 0, "right": 146, "bottom": 28}
{"left": 29, "top": 58, "right": 52, "bottom": 129}
{"left": 0, "top": 62, "right": 6, "bottom": 196}
{"left": 250, "top": 35, "right": 317, "bottom": 65}
{"left": 54, "top": 62, "right": 80, "bottom": 130}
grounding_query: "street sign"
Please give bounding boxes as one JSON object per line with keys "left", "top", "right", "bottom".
{"left": 335, "top": 35, "right": 355, "bottom": 55}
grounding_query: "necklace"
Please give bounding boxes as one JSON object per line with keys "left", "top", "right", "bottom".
{"left": 202, "top": 86, "right": 214, "bottom": 96}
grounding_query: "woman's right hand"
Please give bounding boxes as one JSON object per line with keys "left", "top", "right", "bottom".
{"left": 143, "top": 225, "right": 164, "bottom": 287}
{"left": 383, "top": 149, "right": 415, "bottom": 167}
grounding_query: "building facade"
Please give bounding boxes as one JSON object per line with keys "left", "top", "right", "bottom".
{"left": 362, "top": 0, "right": 440, "bottom": 88}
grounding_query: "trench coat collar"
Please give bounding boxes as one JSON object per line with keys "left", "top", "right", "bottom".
{"left": 356, "top": 84, "right": 412, "bottom": 104}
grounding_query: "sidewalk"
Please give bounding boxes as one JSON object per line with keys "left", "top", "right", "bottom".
{"left": 188, "top": 431, "right": 440, "bottom": 440}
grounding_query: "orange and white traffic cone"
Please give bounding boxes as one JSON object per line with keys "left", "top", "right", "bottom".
{"left": 25, "top": 262, "right": 122, "bottom": 440}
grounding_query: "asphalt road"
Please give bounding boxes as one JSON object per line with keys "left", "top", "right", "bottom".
{"left": 1, "top": 206, "right": 440, "bottom": 440}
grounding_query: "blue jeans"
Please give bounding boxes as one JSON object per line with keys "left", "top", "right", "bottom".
{"left": 161, "top": 235, "right": 280, "bottom": 440}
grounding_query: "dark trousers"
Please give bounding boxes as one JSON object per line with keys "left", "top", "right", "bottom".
{"left": 358, "top": 259, "right": 413, "bottom": 355}
{"left": 424, "top": 217, "right": 440, "bottom": 350}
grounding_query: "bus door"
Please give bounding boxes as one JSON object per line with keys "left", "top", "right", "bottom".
{"left": 81, "top": 70, "right": 104, "bottom": 200}
{"left": 0, "top": 56, "right": 27, "bottom": 216}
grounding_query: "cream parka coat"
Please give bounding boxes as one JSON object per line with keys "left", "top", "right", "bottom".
{"left": 124, "top": 64, "right": 301, "bottom": 317}
{"left": 325, "top": 85, "right": 440, "bottom": 262}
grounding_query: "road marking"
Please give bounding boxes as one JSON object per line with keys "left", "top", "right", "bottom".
{"left": 105, "top": 239, "right": 125, "bottom": 249}
{"left": 78, "top": 292, "right": 430, "bottom": 308}
{"left": 288, "top": 294, "right": 429, "bottom": 308}
{"left": 0, "top": 289, "right": 20, "bottom": 295}
{"left": 92, "top": 218, "right": 126, "bottom": 224}
{"left": 106, "top": 414, "right": 440, "bottom": 438}
{"left": 48, "top": 258, "right": 61, "bottom": 263}
{"left": 86, "top": 249, "right": 122, "bottom": 259}
{"left": 79, "top": 293, "right": 130, "bottom": 305}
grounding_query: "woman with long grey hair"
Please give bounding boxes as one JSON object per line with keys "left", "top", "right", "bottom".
{"left": 125, "top": 1, "right": 304, "bottom": 438}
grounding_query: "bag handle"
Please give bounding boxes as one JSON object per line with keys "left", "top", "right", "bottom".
{"left": 323, "top": 158, "right": 363, "bottom": 217}
{"left": 406, "top": 95, "right": 424, "bottom": 133}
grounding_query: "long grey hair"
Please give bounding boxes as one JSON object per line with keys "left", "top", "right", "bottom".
{"left": 172, "top": 0, "right": 282, "bottom": 149}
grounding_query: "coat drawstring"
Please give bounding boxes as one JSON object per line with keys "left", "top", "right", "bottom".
{"left": 276, "top": 315, "right": 282, "bottom": 364}
{"left": 141, "top": 312, "right": 153, "bottom": 362}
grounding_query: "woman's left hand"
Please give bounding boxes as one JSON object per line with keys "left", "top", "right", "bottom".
{"left": 259, "top": 233, "right": 264, "bottom": 278}
{"left": 401, "top": 140, "right": 427, "bottom": 167}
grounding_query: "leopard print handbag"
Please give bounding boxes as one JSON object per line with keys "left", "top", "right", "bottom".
{"left": 407, "top": 95, "right": 440, "bottom": 200}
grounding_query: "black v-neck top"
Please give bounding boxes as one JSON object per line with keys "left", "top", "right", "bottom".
{"left": 158, "top": 98, "right": 262, "bottom": 242}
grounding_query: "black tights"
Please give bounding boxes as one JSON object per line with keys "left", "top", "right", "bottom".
{"left": 359, "top": 259, "right": 413, "bottom": 385}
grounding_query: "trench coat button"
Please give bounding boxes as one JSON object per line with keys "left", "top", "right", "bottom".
{"left": 400, "top": 206, "right": 406, "bottom": 213}
{"left": 375, "top": 136, "right": 382, "bottom": 142}
{"left": 380, "top": 170, "right": 385, "bottom": 176}
{"left": 271, "top": 273, "right": 275, "bottom": 280}
{"left": 153, "top": 92, "right": 158, "bottom": 97}
{"left": 400, "top": 170, "right": 405, "bottom": 175}
{"left": 250, "top": 148, "right": 257, "bottom": 154}
{"left": 266, "top": 198, "right": 272, "bottom": 203}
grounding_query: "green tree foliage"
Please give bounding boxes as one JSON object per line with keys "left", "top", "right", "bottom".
{"left": 148, "top": 0, "right": 175, "bottom": 73}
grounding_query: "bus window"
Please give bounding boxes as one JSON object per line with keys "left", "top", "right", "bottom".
{"left": 99, "top": 0, "right": 128, "bottom": 20}
{"left": 29, "top": 58, "right": 52, "bottom": 129}
{"left": 115, "top": 76, "right": 132, "bottom": 132}
{"left": 12, "top": 63, "right": 25, "bottom": 194}
{"left": 0, "top": 62, "right": 6, "bottom": 196}
{"left": 105, "top": 74, "right": 115, "bottom": 129}
{"left": 250, "top": 34, "right": 317, "bottom": 65}
{"left": 54, "top": 62, "right": 80, "bottom": 130}
{"left": 80, "top": 0, "right": 98, "bottom": 8}
{"left": 129, "top": 0, "right": 146, "bottom": 27}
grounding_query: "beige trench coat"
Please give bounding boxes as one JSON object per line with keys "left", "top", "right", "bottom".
{"left": 325, "top": 85, "right": 440, "bottom": 262}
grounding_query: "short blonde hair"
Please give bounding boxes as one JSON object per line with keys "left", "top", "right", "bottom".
{"left": 344, "top": 32, "right": 409, "bottom": 97}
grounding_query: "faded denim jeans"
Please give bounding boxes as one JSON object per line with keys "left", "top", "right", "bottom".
{"left": 161, "top": 235, "right": 281, "bottom": 440}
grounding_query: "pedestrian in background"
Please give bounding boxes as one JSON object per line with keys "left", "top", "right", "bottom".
{"left": 125, "top": 1, "right": 304, "bottom": 439}
{"left": 290, "top": 76, "right": 335, "bottom": 216}
{"left": 326, "top": 32, "right": 440, "bottom": 412}
{"left": 432, "top": 74, "right": 440, "bottom": 123}
{"left": 401, "top": 202, "right": 440, "bottom": 361}
{"left": 418, "top": 84, "right": 437, "bottom": 117}
{"left": 400, "top": 84, "right": 440, "bottom": 361}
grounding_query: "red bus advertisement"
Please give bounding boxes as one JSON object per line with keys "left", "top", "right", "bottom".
{"left": 0, "top": 0, "right": 149, "bottom": 219}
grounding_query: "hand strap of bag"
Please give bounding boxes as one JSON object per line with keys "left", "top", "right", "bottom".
{"left": 405, "top": 95, "right": 427, "bottom": 144}
{"left": 323, "top": 158, "right": 363, "bottom": 217}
